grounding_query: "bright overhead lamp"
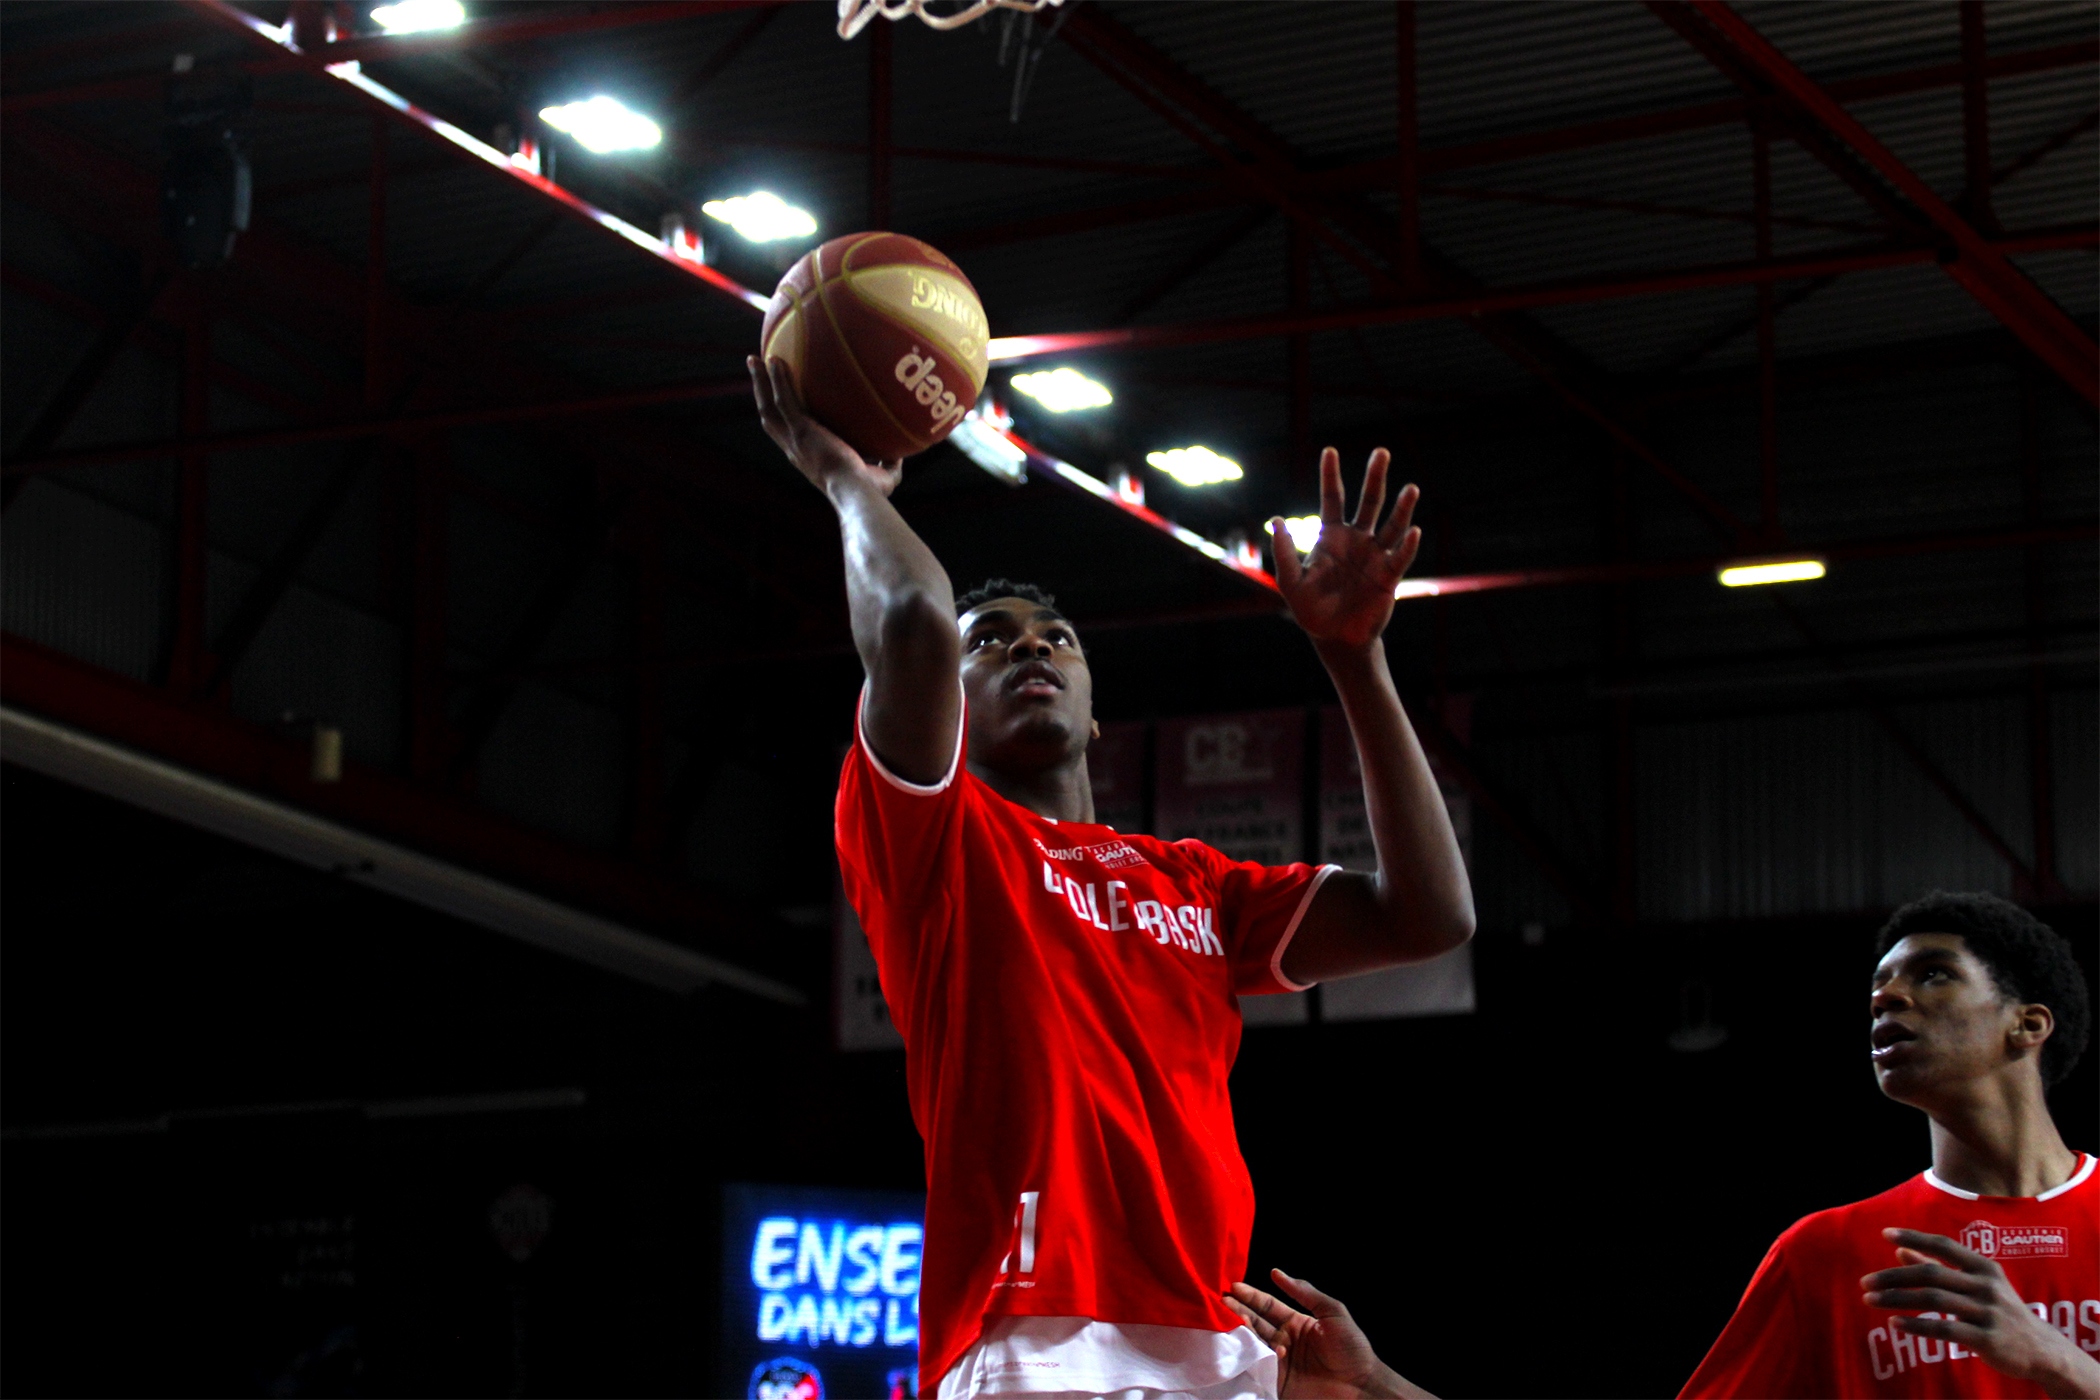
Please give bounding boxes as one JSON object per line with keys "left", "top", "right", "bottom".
{"left": 1278, "top": 515, "right": 1322, "bottom": 555}
{"left": 370, "top": 0, "right": 465, "bottom": 34}
{"left": 1145, "top": 445, "right": 1242, "bottom": 488}
{"left": 701, "top": 191, "right": 818, "bottom": 243}
{"left": 1718, "top": 557, "right": 1826, "bottom": 587}
{"left": 950, "top": 407, "right": 1028, "bottom": 486}
{"left": 1010, "top": 367, "right": 1112, "bottom": 413}
{"left": 538, "top": 96, "right": 663, "bottom": 155}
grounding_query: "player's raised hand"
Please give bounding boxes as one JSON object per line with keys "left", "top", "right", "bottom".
{"left": 1225, "top": 1269, "right": 1436, "bottom": 1400}
{"left": 749, "top": 356, "right": 903, "bottom": 498}
{"left": 1269, "top": 448, "right": 1423, "bottom": 652}
{"left": 1863, "top": 1229, "right": 2100, "bottom": 1398}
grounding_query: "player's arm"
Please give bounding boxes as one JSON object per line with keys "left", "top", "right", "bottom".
{"left": 1268, "top": 448, "right": 1475, "bottom": 984}
{"left": 750, "top": 356, "right": 961, "bottom": 785}
{"left": 1864, "top": 1228, "right": 2100, "bottom": 1399}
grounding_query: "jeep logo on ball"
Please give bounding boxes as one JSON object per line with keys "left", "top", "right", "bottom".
{"left": 894, "top": 348, "right": 967, "bottom": 432}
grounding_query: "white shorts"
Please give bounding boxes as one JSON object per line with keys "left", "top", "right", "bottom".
{"left": 935, "top": 1316, "right": 1278, "bottom": 1400}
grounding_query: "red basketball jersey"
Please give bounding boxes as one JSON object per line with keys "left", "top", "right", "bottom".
{"left": 1681, "top": 1155, "right": 2099, "bottom": 1398}
{"left": 835, "top": 697, "right": 1332, "bottom": 1389}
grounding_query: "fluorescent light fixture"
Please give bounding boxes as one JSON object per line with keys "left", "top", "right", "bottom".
{"left": 1145, "top": 445, "right": 1242, "bottom": 488}
{"left": 538, "top": 96, "right": 663, "bottom": 155}
{"left": 1279, "top": 515, "right": 1322, "bottom": 555}
{"left": 370, "top": 0, "right": 465, "bottom": 34}
{"left": 701, "top": 191, "right": 817, "bottom": 243}
{"left": 951, "top": 408, "right": 1028, "bottom": 486}
{"left": 1718, "top": 557, "right": 1826, "bottom": 587}
{"left": 1010, "top": 367, "right": 1112, "bottom": 413}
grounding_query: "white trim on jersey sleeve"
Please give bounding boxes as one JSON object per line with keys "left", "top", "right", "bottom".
{"left": 1925, "top": 1153, "right": 2093, "bottom": 1202}
{"left": 1268, "top": 863, "right": 1339, "bottom": 993}
{"left": 857, "top": 678, "right": 965, "bottom": 796}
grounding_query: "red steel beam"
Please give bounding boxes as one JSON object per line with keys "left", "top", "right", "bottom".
{"left": 0, "top": 3, "right": 778, "bottom": 112}
{"left": 2017, "top": 376, "right": 2064, "bottom": 901}
{"left": 986, "top": 225, "right": 2098, "bottom": 362}
{"left": 1959, "top": 2, "right": 1997, "bottom": 231}
{"left": 1683, "top": 2, "right": 2098, "bottom": 406}
{"left": 1765, "top": 593, "right": 2040, "bottom": 889}
{"left": 1753, "top": 114, "right": 1779, "bottom": 542}
{"left": 1049, "top": 6, "right": 1399, "bottom": 292}
{"left": 1346, "top": 38, "right": 2100, "bottom": 182}
{"left": 180, "top": 0, "right": 770, "bottom": 317}
{"left": 4, "top": 111, "right": 840, "bottom": 632}
{"left": 0, "top": 633, "right": 793, "bottom": 961}
{"left": 408, "top": 446, "right": 451, "bottom": 784}
{"left": 1287, "top": 222, "right": 1313, "bottom": 491}
{"left": 676, "top": 38, "right": 2096, "bottom": 194}
{"left": 5, "top": 377, "right": 753, "bottom": 478}
{"left": 169, "top": 289, "right": 212, "bottom": 695}
{"left": 630, "top": 516, "right": 668, "bottom": 861}
{"left": 310, "top": 2, "right": 779, "bottom": 65}
{"left": 1395, "top": 0, "right": 1422, "bottom": 290}
{"left": 939, "top": 189, "right": 1245, "bottom": 253}
{"left": 1391, "top": 520, "right": 2096, "bottom": 602}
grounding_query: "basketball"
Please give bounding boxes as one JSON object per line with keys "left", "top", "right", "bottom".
{"left": 759, "top": 231, "right": 990, "bottom": 462}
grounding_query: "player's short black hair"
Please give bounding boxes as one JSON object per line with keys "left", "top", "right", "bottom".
{"left": 955, "top": 579, "right": 1062, "bottom": 619}
{"left": 1875, "top": 892, "right": 2091, "bottom": 1088}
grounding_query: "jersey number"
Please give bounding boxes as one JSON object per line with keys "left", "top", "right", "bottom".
{"left": 998, "top": 1191, "right": 1040, "bottom": 1275}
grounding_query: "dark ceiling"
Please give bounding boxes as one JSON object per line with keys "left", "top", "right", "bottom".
{"left": 1, "top": 0, "right": 2094, "bottom": 960}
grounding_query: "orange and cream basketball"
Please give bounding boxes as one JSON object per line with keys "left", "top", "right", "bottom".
{"left": 760, "top": 232, "right": 989, "bottom": 462}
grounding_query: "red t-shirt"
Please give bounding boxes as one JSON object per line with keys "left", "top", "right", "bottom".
{"left": 1681, "top": 1154, "right": 2099, "bottom": 1398}
{"left": 835, "top": 695, "right": 1333, "bottom": 1388}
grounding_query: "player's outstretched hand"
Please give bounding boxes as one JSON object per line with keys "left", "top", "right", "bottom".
{"left": 748, "top": 355, "right": 903, "bottom": 498}
{"left": 1269, "top": 448, "right": 1422, "bottom": 653}
{"left": 1225, "top": 1269, "right": 1437, "bottom": 1400}
{"left": 1863, "top": 1228, "right": 2100, "bottom": 1399}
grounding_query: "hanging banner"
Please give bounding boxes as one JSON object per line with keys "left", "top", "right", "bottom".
{"left": 1317, "top": 704, "right": 1477, "bottom": 1020}
{"left": 1087, "top": 721, "right": 1148, "bottom": 834}
{"left": 1154, "top": 709, "right": 1309, "bottom": 1026}
{"left": 835, "top": 880, "right": 905, "bottom": 1052}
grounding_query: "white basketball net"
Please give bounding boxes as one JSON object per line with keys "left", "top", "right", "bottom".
{"left": 838, "top": 0, "right": 1066, "bottom": 40}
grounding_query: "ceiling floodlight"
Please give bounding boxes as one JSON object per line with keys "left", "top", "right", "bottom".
{"left": 1279, "top": 515, "right": 1322, "bottom": 555}
{"left": 951, "top": 407, "right": 1028, "bottom": 486}
{"left": 370, "top": 0, "right": 465, "bottom": 33}
{"left": 1718, "top": 557, "right": 1826, "bottom": 587}
{"left": 701, "top": 191, "right": 818, "bottom": 243}
{"left": 1145, "top": 445, "right": 1242, "bottom": 488}
{"left": 538, "top": 96, "right": 663, "bottom": 155}
{"left": 1010, "top": 367, "right": 1112, "bottom": 413}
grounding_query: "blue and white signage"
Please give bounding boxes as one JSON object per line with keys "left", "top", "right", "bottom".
{"left": 722, "top": 1184, "right": 926, "bottom": 1400}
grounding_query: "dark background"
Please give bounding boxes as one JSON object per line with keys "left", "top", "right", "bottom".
{"left": 6, "top": 764, "right": 2094, "bottom": 1398}
{"left": 3, "top": 1, "right": 2096, "bottom": 1396}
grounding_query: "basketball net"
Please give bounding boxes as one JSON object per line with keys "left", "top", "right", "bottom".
{"left": 838, "top": 0, "right": 1066, "bottom": 40}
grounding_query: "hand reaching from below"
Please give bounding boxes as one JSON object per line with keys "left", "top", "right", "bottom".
{"left": 1269, "top": 447, "right": 1422, "bottom": 653}
{"left": 748, "top": 355, "right": 902, "bottom": 498}
{"left": 1225, "top": 1270, "right": 1436, "bottom": 1400}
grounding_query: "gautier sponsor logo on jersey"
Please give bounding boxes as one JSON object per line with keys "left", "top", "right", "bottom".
{"left": 1961, "top": 1220, "right": 2071, "bottom": 1258}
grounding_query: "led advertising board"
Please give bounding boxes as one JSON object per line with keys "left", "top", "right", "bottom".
{"left": 721, "top": 1183, "right": 926, "bottom": 1400}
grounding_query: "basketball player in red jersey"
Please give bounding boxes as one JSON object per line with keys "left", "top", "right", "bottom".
{"left": 749, "top": 356, "right": 1474, "bottom": 1400}
{"left": 1683, "top": 892, "right": 2098, "bottom": 1399}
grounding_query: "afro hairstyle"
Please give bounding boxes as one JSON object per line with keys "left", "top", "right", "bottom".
{"left": 1875, "top": 891, "right": 2092, "bottom": 1088}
